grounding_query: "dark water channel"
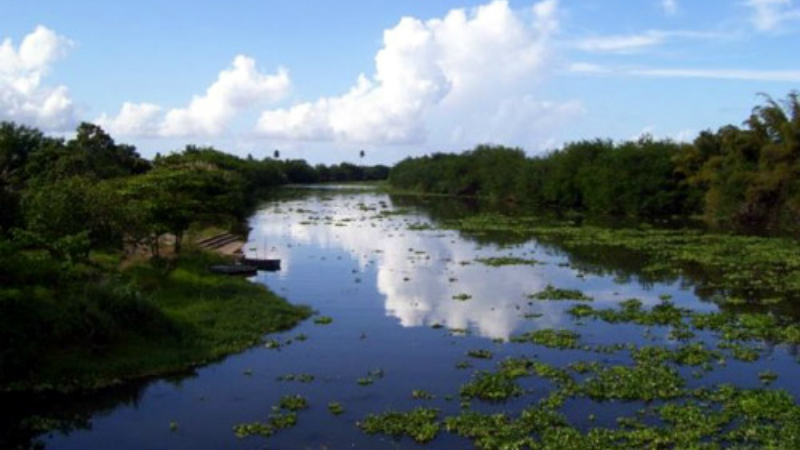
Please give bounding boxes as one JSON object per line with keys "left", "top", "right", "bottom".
{"left": 8, "top": 189, "right": 800, "bottom": 449}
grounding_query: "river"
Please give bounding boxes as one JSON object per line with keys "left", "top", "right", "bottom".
{"left": 11, "top": 188, "right": 800, "bottom": 449}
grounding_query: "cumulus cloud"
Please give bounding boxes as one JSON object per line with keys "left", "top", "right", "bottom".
{"left": 746, "top": 0, "right": 800, "bottom": 32}
{"left": 0, "top": 26, "right": 77, "bottom": 130}
{"left": 96, "top": 102, "right": 162, "bottom": 137}
{"left": 256, "top": 0, "right": 577, "bottom": 149}
{"left": 98, "top": 55, "right": 290, "bottom": 138}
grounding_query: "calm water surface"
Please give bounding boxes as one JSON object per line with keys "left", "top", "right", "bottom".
{"left": 14, "top": 189, "right": 800, "bottom": 449}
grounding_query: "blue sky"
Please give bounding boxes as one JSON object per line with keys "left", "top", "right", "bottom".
{"left": 1, "top": 0, "right": 798, "bottom": 164}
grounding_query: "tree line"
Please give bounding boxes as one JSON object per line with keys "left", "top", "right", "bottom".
{"left": 389, "top": 93, "right": 800, "bottom": 234}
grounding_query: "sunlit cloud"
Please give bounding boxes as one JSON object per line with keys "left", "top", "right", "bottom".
{"left": 255, "top": 0, "right": 578, "bottom": 150}
{"left": 97, "top": 55, "right": 291, "bottom": 138}
{"left": 0, "top": 26, "right": 77, "bottom": 130}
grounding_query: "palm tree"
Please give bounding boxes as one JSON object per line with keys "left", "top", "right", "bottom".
{"left": 273, "top": 149, "right": 280, "bottom": 159}
{"left": 738, "top": 92, "right": 800, "bottom": 230}
{"left": 359, "top": 150, "right": 365, "bottom": 180}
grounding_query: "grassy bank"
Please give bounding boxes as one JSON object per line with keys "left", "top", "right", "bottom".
{"left": 2, "top": 250, "right": 310, "bottom": 393}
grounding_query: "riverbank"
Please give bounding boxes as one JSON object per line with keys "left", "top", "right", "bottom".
{"left": 2, "top": 250, "right": 311, "bottom": 393}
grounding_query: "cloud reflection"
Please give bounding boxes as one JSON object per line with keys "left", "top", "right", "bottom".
{"left": 247, "top": 194, "right": 569, "bottom": 339}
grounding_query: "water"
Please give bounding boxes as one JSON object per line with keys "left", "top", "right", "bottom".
{"left": 8, "top": 189, "right": 800, "bottom": 449}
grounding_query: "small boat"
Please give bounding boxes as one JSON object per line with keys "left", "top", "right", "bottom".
{"left": 240, "top": 258, "right": 281, "bottom": 271}
{"left": 209, "top": 264, "right": 258, "bottom": 276}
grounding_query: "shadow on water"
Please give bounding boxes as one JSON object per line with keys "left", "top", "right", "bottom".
{"left": 1, "top": 371, "right": 196, "bottom": 450}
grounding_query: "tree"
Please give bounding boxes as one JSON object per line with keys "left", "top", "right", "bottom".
{"left": 122, "top": 166, "right": 245, "bottom": 256}
{"left": 21, "top": 177, "right": 126, "bottom": 261}
{"left": 274, "top": 149, "right": 280, "bottom": 159}
{"left": 0, "top": 122, "right": 46, "bottom": 232}
{"left": 24, "top": 123, "right": 149, "bottom": 184}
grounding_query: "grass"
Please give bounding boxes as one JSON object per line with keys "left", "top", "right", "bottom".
{"left": 9, "top": 250, "right": 310, "bottom": 392}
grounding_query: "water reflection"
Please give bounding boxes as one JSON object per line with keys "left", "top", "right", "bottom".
{"left": 247, "top": 192, "right": 682, "bottom": 339}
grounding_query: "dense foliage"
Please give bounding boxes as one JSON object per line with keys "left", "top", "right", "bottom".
{"left": 390, "top": 93, "right": 800, "bottom": 233}
{"left": 0, "top": 121, "right": 372, "bottom": 389}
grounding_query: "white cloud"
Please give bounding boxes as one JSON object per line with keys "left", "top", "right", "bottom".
{"left": 568, "top": 62, "right": 610, "bottom": 74}
{"left": 0, "top": 26, "right": 77, "bottom": 130}
{"left": 575, "top": 30, "right": 725, "bottom": 54}
{"left": 569, "top": 62, "right": 800, "bottom": 82}
{"left": 746, "top": 0, "right": 800, "bottom": 32}
{"left": 98, "top": 55, "right": 290, "bottom": 138}
{"left": 256, "top": 0, "right": 576, "bottom": 149}
{"left": 629, "top": 67, "right": 800, "bottom": 82}
{"left": 661, "top": 0, "right": 679, "bottom": 16}
{"left": 96, "top": 102, "right": 162, "bottom": 137}
{"left": 576, "top": 31, "right": 666, "bottom": 53}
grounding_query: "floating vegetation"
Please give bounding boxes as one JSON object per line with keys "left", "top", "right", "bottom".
{"left": 276, "top": 373, "right": 315, "bottom": 383}
{"left": 511, "top": 329, "right": 581, "bottom": 349}
{"left": 357, "top": 368, "right": 385, "bottom": 386}
{"left": 759, "top": 370, "right": 778, "bottom": 385}
{"left": 412, "top": 389, "right": 435, "bottom": 400}
{"left": 451, "top": 214, "right": 800, "bottom": 301}
{"left": 452, "top": 293, "right": 472, "bottom": 301}
{"left": 278, "top": 394, "right": 309, "bottom": 412}
{"left": 466, "top": 349, "right": 493, "bottom": 359}
{"left": 632, "top": 344, "right": 720, "bottom": 368}
{"left": 233, "top": 413, "right": 297, "bottom": 438}
{"left": 522, "top": 312, "right": 544, "bottom": 319}
{"left": 359, "top": 408, "right": 440, "bottom": 443}
{"left": 449, "top": 328, "right": 471, "bottom": 336}
{"left": 475, "top": 257, "right": 541, "bottom": 267}
{"left": 328, "top": 402, "right": 344, "bottom": 415}
{"left": 460, "top": 371, "right": 523, "bottom": 402}
{"left": 234, "top": 394, "right": 306, "bottom": 439}
{"left": 313, "top": 316, "right": 333, "bottom": 325}
{"left": 528, "top": 284, "right": 593, "bottom": 301}
{"left": 581, "top": 363, "right": 685, "bottom": 401}
{"left": 408, "top": 222, "right": 435, "bottom": 231}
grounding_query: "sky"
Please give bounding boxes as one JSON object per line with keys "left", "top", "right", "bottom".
{"left": 1, "top": 0, "right": 798, "bottom": 164}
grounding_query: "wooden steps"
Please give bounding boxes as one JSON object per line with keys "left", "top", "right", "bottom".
{"left": 196, "top": 233, "right": 241, "bottom": 249}
{"left": 195, "top": 233, "right": 245, "bottom": 256}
